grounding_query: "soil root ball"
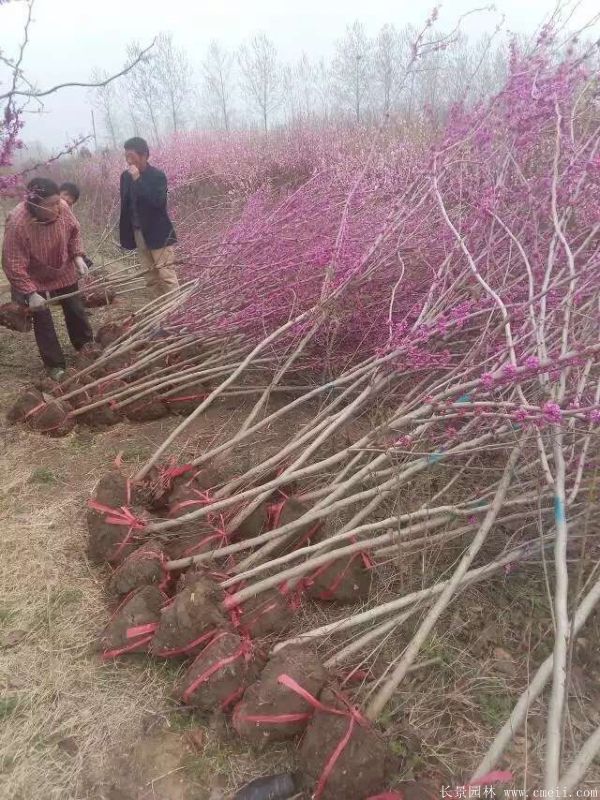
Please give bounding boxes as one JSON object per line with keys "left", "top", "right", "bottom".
{"left": 174, "top": 630, "right": 264, "bottom": 712}
{"left": 161, "top": 382, "right": 209, "bottom": 416}
{"left": 0, "top": 301, "right": 32, "bottom": 332}
{"left": 299, "top": 688, "right": 390, "bottom": 800}
{"left": 100, "top": 585, "right": 163, "bottom": 659}
{"left": 107, "top": 540, "right": 168, "bottom": 600}
{"left": 151, "top": 575, "right": 229, "bottom": 658}
{"left": 138, "top": 463, "right": 203, "bottom": 512}
{"left": 73, "top": 341, "right": 103, "bottom": 369}
{"left": 232, "top": 645, "right": 327, "bottom": 745}
{"left": 307, "top": 552, "right": 373, "bottom": 604}
{"left": 122, "top": 393, "right": 169, "bottom": 422}
{"left": 230, "top": 502, "right": 268, "bottom": 541}
{"left": 87, "top": 472, "right": 149, "bottom": 565}
{"left": 83, "top": 287, "right": 116, "bottom": 308}
{"left": 267, "top": 496, "right": 322, "bottom": 556}
{"left": 78, "top": 379, "right": 128, "bottom": 428}
{"left": 237, "top": 589, "right": 293, "bottom": 639}
{"left": 6, "top": 388, "right": 43, "bottom": 424}
{"left": 25, "top": 399, "right": 76, "bottom": 437}
{"left": 162, "top": 523, "right": 227, "bottom": 561}
{"left": 95, "top": 320, "right": 131, "bottom": 348}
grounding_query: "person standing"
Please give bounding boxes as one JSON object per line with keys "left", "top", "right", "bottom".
{"left": 118, "top": 137, "right": 179, "bottom": 298}
{"left": 2, "top": 177, "right": 93, "bottom": 380}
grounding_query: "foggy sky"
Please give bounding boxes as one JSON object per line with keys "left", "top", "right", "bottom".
{"left": 1, "top": 0, "right": 598, "bottom": 149}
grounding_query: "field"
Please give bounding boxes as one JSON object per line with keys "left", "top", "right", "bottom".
{"left": 2, "top": 14, "right": 600, "bottom": 798}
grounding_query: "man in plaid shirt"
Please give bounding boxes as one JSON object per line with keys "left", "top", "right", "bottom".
{"left": 2, "top": 177, "right": 93, "bottom": 379}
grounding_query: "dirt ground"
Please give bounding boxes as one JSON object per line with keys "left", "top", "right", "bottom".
{"left": 2, "top": 280, "right": 600, "bottom": 797}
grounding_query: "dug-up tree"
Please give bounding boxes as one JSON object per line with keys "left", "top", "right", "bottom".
{"left": 238, "top": 33, "right": 281, "bottom": 132}
{"left": 202, "top": 40, "right": 235, "bottom": 132}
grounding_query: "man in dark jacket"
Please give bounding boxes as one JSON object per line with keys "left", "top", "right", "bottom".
{"left": 119, "top": 137, "right": 179, "bottom": 297}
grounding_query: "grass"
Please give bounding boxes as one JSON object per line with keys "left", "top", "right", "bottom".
{"left": 29, "top": 467, "right": 58, "bottom": 485}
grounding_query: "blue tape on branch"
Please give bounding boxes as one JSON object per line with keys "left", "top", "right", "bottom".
{"left": 427, "top": 451, "right": 444, "bottom": 464}
{"left": 457, "top": 394, "right": 473, "bottom": 404}
{"left": 554, "top": 496, "right": 566, "bottom": 524}
{"left": 470, "top": 500, "right": 488, "bottom": 510}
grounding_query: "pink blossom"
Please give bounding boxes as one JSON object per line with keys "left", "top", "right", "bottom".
{"left": 543, "top": 401, "right": 562, "bottom": 424}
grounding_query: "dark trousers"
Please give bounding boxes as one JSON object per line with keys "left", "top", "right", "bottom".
{"left": 12, "top": 284, "right": 93, "bottom": 369}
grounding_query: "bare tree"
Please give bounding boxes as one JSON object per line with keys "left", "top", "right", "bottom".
{"left": 154, "top": 32, "right": 194, "bottom": 134}
{"left": 124, "top": 41, "right": 162, "bottom": 145}
{"left": 294, "top": 53, "right": 320, "bottom": 122}
{"left": 373, "top": 23, "right": 406, "bottom": 115}
{"left": 89, "top": 68, "right": 121, "bottom": 148}
{"left": 331, "top": 21, "right": 373, "bottom": 124}
{"left": 238, "top": 33, "right": 281, "bottom": 132}
{"left": 202, "top": 40, "right": 234, "bottom": 132}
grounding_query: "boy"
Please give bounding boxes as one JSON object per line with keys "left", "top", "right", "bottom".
{"left": 59, "top": 181, "right": 93, "bottom": 269}
{"left": 118, "top": 137, "right": 179, "bottom": 297}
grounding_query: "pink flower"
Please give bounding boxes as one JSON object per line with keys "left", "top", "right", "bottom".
{"left": 512, "top": 408, "right": 528, "bottom": 423}
{"left": 525, "top": 356, "right": 540, "bottom": 369}
{"left": 480, "top": 372, "right": 495, "bottom": 389}
{"left": 543, "top": 401, "right": 562, "bottom": 424}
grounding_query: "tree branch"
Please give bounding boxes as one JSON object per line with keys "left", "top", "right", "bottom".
{"left": 0, "top": 39, "right": 156, "bottom": 101}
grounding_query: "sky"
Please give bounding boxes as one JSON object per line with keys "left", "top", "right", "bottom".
{"left": 1, "top": 0, "right": 599, "bottom": 149}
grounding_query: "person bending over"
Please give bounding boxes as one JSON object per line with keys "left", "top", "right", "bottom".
{"left": 1, "top": 177, "right": 93, "bottom": 380}
{"left": 118, "top": 136, "right": 179, "bottom": 298}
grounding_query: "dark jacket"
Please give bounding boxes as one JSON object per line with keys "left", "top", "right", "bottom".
{"left": 119, "top": 164, "right": 177, "bottom": 251}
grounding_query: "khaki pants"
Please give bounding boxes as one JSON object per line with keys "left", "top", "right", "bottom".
{"left": 134, "top": 229, "right": 179, "bottom": 298}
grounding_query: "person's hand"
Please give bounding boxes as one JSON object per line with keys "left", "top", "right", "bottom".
{"left": 75, "top": 256, "right": 89, "bottom": 277}
{"left": 127, "top": 164, "right": 140, "bottom": 181}
{"left": 28, "top": 292, "right": 46, "bottom": 311}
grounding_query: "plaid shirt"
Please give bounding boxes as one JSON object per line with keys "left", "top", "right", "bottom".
{"left": 2, "top": 200, "right": 84, "bottom": 294}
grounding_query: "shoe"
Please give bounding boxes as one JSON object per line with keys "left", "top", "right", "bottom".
{"left": 47, "top": 367, "right": 66, "bottom": 381}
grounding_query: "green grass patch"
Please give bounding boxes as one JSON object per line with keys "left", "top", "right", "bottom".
{"left": 29, "top": 467, "right": 57, "bottom": 485}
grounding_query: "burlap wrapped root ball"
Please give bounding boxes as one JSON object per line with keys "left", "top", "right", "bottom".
{"left": 100, "top": 585, "right": 163, "bottom": 659}
{"left": 25, "top": 398, "right": 76, "bottom": 437}
{"left": 232, "top": 645, "right": 327, "bottom": 745}
{"left": 151, "top": 574, "right": 229, "bottom": 658}
{"left": 299, "top": 688, "right": 392, "bottom": 800}
{"left": 307, "top": 552, "right": 373, "bottom": 604}
{"left": 86, "top": 472, "right": 150, "bottom": 565}
{"left": 174, "top": 630, "right": 265, "bottom": 712}
{"left": 6, "top": 388, "right": 43, "bottom": 424}
{"left": 107, "top": 539, "right": 168, "bottom": 600}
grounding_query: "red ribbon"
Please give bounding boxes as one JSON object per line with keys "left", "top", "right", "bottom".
{"left": 234, "top": 709, "right": 312, "bottom": 725}
{"left": 153, "top": 627, "right": 217, "bottom": 658}
{"left": 126, "top": 622, "right": 158, "bottom": 639}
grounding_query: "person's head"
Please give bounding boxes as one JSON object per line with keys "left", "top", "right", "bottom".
{"left": 26, "top": 177, "right": 61, "bottom": 222}
{"left": 59, "top": 181, "right": 80, "bottom": 207}
{"left": 124, "top": 137, "right": 149, "bottom": 171}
